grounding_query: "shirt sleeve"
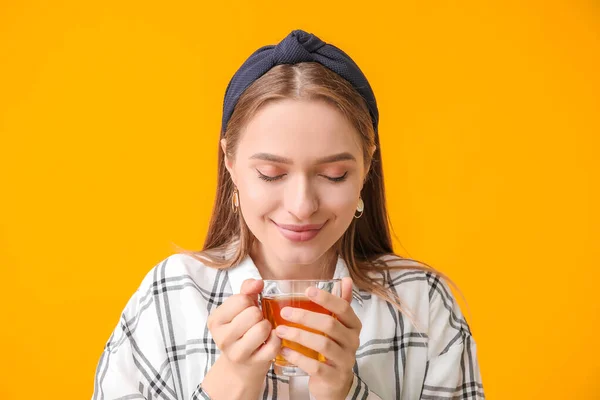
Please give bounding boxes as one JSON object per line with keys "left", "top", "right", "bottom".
{"left": 344, "top": 372, "right": 384, "bottom": 400}
{"left": 421, "top": 274, "right": 485, "bottom": 399}
{"left": 190, "top": 384, "right": 212, "bottom": 399}
{"left": 92, "top": 267, "right": 180, "bottom": 400}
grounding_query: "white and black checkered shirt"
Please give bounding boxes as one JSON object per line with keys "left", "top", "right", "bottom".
{"left": 92, "top": 253, "right": 484, "bottom": 399}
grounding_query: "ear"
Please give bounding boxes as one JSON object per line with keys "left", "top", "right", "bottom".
{"left": 221, "top": 138, "right": 237, "bottom": 186}
{"left": 360, "top": 170, "right": 369, "bottom": 191}
{"left": 361, "top": 144, "right": 376, "bottom": 188}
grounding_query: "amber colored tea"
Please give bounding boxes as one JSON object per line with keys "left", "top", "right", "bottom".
{"left": 262, "top": 295, "right": 334, "bottom": 364}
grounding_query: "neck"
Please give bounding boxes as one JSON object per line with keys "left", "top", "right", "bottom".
{"left": 250, "top": 242, "right": 338, "bottom": 280}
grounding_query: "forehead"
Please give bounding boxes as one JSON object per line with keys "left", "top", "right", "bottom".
{"left": 236, "top": 98, "right": 363, "bottom": 161}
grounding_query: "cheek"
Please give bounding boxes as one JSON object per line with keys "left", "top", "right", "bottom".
{"left": 319, "top": 187, "right": 359, "bottom": 217}
{"left": 237, "top": 177, "right": 278, "bottom": 216}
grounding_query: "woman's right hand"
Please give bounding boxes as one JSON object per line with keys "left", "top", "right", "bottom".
{"left": 207, "top": 278, "right": 280, "bottom": 366}
{"left": 202, "top": 279, "right": 281, "bottom": 399}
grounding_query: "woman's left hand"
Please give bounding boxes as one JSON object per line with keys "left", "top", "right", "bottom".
{"left": 275, "top": 277, "right": 361, "bottom": 400}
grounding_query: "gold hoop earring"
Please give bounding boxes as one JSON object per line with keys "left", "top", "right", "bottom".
{"left": 354, "top": 197, "right": 364, "bottom": 219}
{"left": 231, "top": 188, "right": 240, "bottom": 213}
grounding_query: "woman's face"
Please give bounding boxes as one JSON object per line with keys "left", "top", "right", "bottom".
{"left": 223, "top": 98, "right": 366, "bottom": 267}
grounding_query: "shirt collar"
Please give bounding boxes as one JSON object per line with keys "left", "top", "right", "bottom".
{"left": 227, "top": 255, "right": 263, "bottom": 295}
{"left": 227, "top": 255, "right": 363, "bottom": 307}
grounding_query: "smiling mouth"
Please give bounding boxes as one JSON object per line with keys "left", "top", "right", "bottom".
{"left": 272, "top": 220, "right": 327, "bottom": 242}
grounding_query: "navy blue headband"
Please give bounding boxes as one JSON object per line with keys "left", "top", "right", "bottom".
{"left": 221, "top": 29, "right": 379, "bottom": 136}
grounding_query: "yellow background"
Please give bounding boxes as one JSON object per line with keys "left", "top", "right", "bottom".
{"left": 1, "top": 1, "right": 598, "bottom": 399}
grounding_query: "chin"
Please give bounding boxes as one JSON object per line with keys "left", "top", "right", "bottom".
{"left": 273, "top": 243, "right": 329, "bottom": 266}
{"left": 275, "top": 249, "right": 321, "bottom": 266}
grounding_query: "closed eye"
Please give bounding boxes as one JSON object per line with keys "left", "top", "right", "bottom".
{"left": 321, "top": 171, "right": 348, "bottom": 182}
{"left": 257, "top": 170, "right": 348, "bottom": 183}
{"left": 257, "top": 170, "right": 285, "bottom": 182}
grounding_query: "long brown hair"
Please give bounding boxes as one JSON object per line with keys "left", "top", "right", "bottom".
{"left": 174, "top": 62, "right": 459, "bottom": 327}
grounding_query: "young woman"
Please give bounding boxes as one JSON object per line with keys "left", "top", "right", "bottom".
{"left": 93, "top": 30, "right": 485, "bottom": 400}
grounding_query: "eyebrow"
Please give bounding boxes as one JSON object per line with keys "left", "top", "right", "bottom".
{"left": 249, "top": 152, "right": 356, "bottom": 165}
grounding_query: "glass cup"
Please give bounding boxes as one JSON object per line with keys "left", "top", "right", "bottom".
{"left": 260, "top": 279, "right": 342, "bottom": 376}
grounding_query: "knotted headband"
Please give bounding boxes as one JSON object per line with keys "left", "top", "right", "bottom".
{"left": 221, "top": 29, "right": 379, "bottom": 136}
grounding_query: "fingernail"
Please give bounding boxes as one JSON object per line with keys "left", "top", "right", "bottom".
{"left": 276, "top": 326, "right": 288, "bottom": 336}
{"left": 281, "top": 307, "right": 292, "bottom": 319}
{"left": 281, "top": 347, "right": 291, "bottom": 357}
{"left": 307, "top": 287, "right": 318, "bottom": 297}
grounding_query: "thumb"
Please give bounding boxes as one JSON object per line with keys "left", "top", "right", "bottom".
{"left": 341, "top": 277, "right": 354, "bottom": 304}
{"left": 240, "top": 278, "right": 264, "bottom": 297}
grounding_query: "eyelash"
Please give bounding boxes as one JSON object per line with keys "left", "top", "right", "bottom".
{"left": 257, "top": 171, "right": 283, "bottom": 182}
{"left": 257, "top": 170, "right": 348, "bottom": 183}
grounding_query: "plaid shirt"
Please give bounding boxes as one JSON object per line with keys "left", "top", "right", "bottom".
{"left": 92, "top": 253, "right": 484, "bottom": 400}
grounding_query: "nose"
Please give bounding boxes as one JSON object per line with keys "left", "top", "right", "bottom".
{"left": 284, "top": 174, "right": 319, "bottom": 221}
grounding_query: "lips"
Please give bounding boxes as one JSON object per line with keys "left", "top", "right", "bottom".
{"left": 273, "top": 221, "right": 326, "bottom": 242}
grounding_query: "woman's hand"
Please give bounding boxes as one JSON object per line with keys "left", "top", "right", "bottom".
{"left": 207, "top": 278, "right": 281, "bottom": 366}
{"left": 275, "top": 277, "right": 362, "bottom": 400}
{"left": 203, "top": 279, "right": 281, "bottom": 400}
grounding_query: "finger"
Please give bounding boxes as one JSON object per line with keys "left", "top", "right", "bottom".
{"left": 220, "top": 306, "right": 263, "bottom": 348}
{"left": 275, "top": 325, "right": 351, "bottom": 368}
{"left": 280, "top": 346, "right": 337, "bottom": 377}
{"left": 251, "top": 329, "right": 281, "bottom": 363}
{"left": 304, "top": 286, "right": 361, "bottom": 330}
{"left": 240, "top": 278, "right": 263, "bottom": 295}
{"left": 240, "top": 278, "right": 263, "bottom": 306}
{"left": 341, "top": 277, "right": 353, "bottom": 304}
{"left": 279, "top": 307, "right": 353, "bottom": 349}
{"left": 228, "top": 319, "right": 272, "bottom": 363}
{"left": 208, "top": 294, "right": 255, "bottom": 327}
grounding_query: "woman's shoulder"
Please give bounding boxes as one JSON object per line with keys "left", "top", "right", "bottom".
{"left": 376, "top": 255, "right": 471, "bottom": 327}
{"left": 133, "top": 252, "right": 226, "bottom": 297}
{"left": 118, "top": 252, "right": 229, "bottom": 323}
{"left": 367, "top": 254, "right": 461, "bottom": 310}
{"left": 369, "top": 253, "right": 438, "bottom": 289}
